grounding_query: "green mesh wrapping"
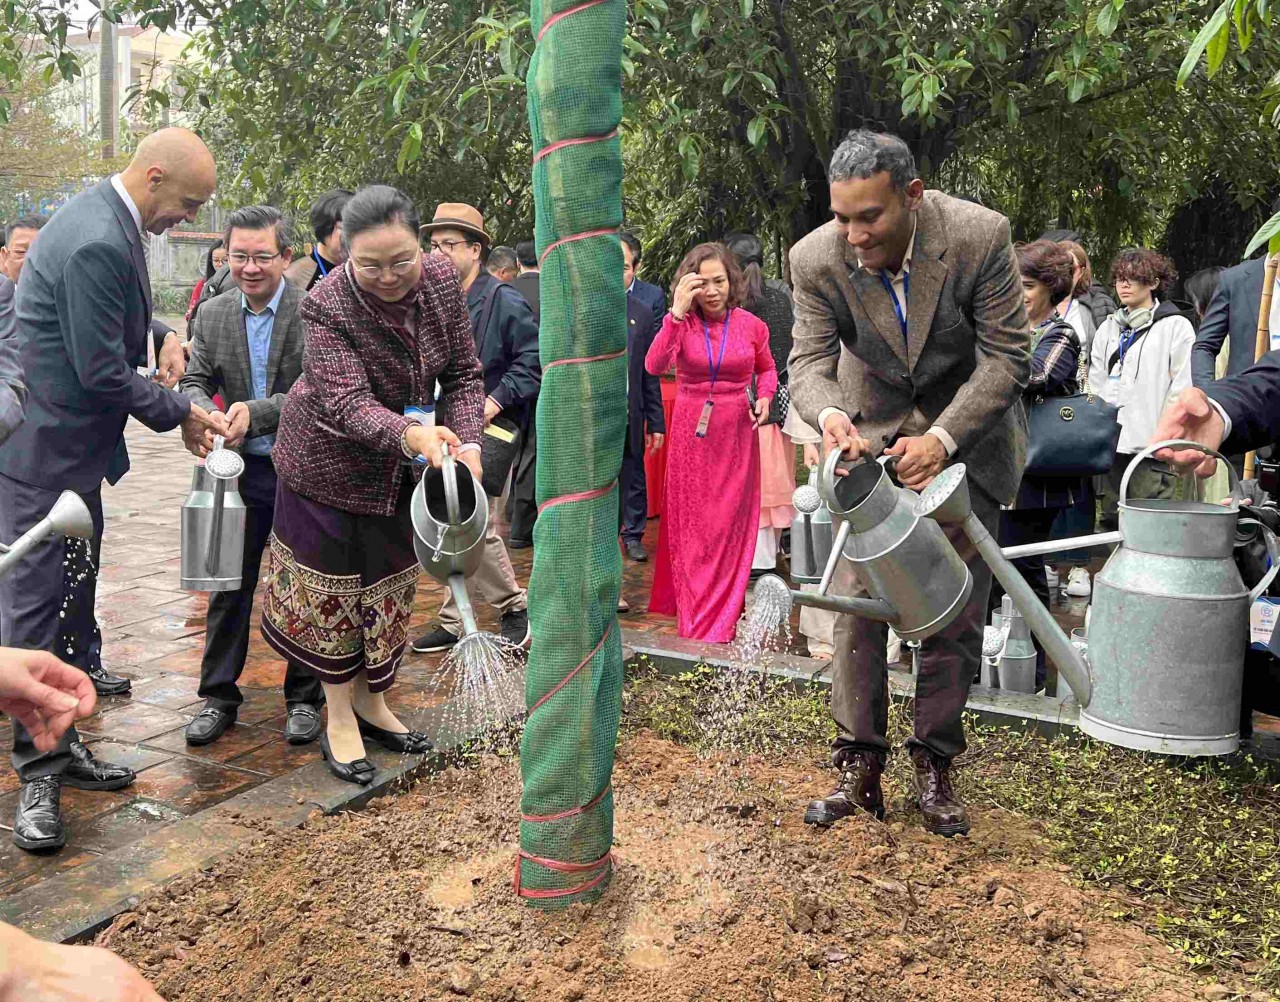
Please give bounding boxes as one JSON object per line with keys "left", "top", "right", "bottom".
{"left": 517, "top": 0, "right": 627, "bottom": 908}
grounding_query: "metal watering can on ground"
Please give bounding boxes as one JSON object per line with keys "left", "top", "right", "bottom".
{"left": 756, "top": 450, "right": 973, "bottom": 643}
{"left": 789, "top": 467, "right": 833, "bottom": 584}
{"left": 913, "top": 440, "right": 1280, "bottom": 756}
{"left": 410, "top": 444, "right": 488, "bottom": 637}
{"left": 181, "top": 437, "right": 247, "bottom": 592}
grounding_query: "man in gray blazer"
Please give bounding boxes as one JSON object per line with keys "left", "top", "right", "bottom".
{"left": 180, "top": 205, "right": 323, "bottom": 747}
{"left": 0, "top": 129, "right": 223, "bottom": 852}
{"left": 789, "top": 130, "right": 1030, "bottom": 837}
{"left": 1192, "top": 257, "right": 1270, "bottom": 387}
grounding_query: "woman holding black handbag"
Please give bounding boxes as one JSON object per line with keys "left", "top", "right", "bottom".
{"left": 989, "top": 241, "right": 1090, "bottom": 689}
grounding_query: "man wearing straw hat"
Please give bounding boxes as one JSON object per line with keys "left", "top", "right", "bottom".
{"left": 412, "top": 203, "right": 540, "bottom": 653}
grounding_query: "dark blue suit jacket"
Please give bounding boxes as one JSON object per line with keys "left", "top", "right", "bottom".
{"left": 626, "top": 298, "right": 665, "bottom": 454}
{"left": 465, "top": 270, "right": 542, "bottom": 427}
{"left": 1193, "top": 258, "right": 1265, "bottom": 387}
{"left": 628, "top": 277, "right": 666, "bottom": 323}
{"left": 0, "top": 179, "right": 190, "bottom": 492}
{"left": 1212, "top": 350, "right": 1280, "bottom": 455}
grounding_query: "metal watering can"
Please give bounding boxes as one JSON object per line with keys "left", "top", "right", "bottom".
{"left": 180, "top": 437, "right": 247, "bottom": 592}
{"left": 913, "top": 440, "right": 1280, "bottom": 756}
{"left": 0, "top": 491, "right": 95, "bottom": 580}
{"left": 756, "top": 450, "right": 973, "bottom": 643}
{"left": 410, "top": 444, "right": 488, "bottom": 638}
{"left": 789, "top": 467, "right": 833, "bottom": 584}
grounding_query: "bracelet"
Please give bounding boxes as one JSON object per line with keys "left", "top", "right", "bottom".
{"left": 400, "top": 425, "right": 417, "bottom": 460}
{"left": 671, "top": 309, "right": 686, "bottom": 322}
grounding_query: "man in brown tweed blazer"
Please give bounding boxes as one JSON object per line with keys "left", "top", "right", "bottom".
{"left": 179, "top": 205, "right": 323, "bottom": 748}
{"left": 789, "top": 130, "right": 1030, "bottom": 837}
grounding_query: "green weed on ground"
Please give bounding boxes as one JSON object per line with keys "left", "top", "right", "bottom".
{"left": 622, "top": 660, "right": 1280, "bottom": 990}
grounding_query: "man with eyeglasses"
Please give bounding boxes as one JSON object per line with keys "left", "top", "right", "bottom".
{"left": 412, "top": 203, "right": 540, "bottom": 653}
{"left": 178, "top": 204, "right": 324, "bottom": 747}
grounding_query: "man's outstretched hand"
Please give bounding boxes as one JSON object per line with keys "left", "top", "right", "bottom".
{"left": 180, "top": 404, "right": 229, "bottom": 458}
{"left": 0, "top": 921, "right": 166, "bottom": 1002}
{"left": 1151, "top": 387, "right": 1225, "bottom": 478}
{"left": 0, "top": 648, "right": 95, "bottom": 753}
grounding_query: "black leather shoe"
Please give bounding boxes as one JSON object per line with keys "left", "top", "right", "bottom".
{"left": 909, "top": 745, "right": 970, "bottom": 837}
{"left": 509, "top": 537, "right": 533, "bottom": 550}
{"left": 319, "top": 734, "right": 376, "bottom": 786}
{"left": 624, "top": 540, "right": 647, "bottom": 562}
{"left": 184, "top": 707, "right": 236, "bottom": 747}
{"left": 356, "top": 715, "right": 433, "bottom": 754}
{"left": 63, "top": 741, "right": 136, "bottom": 791}
{"left": 14, "top": 777, "right": 65, "bottom": 851}
{"left": 88, "top": 667, "right": 131, "bottom": 697}
{"left": 500, "top": 609, "right": 530, "bottom": 648}
{"left": 284, "top": 704, "right": 323, "bottom": 745}
{"left": 804, "top": 751, "right": 887, "bottom": 825}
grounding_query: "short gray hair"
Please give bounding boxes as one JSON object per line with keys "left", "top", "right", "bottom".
{"left": 223, "top": 204, "right": 293, "bottom": 255}
{"left": 828, "top": 130, "right": 917, "bottom": 190}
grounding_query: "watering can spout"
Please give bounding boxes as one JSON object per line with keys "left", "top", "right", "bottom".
{"left": 914, "top": 465, "right": 1094, "bottom": 707}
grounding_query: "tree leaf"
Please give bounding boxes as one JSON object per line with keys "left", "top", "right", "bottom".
{"left": 1067, "top": 74, "right": 1086, "bottom": 102}
{"left": 1177, "top": 0, "right": 1230, "bottom": 85}
{"left": 323, "top": 13, "right": 341, "bottom": 41}
{"left": 499, "top": 35, "right": 514, "bottom": 76}
{"left": 750, "top": 70, "right": 777, "bottom": 95}
{"left": 1097, "top": 3, "right": 1120, "bottom": 37}
{"left": 1244, "top": 209, "right": 1280, "bottom": 258}
{"left": 1233, "top": 0, "right": 1254, "bottom": 50}
{"left": 722, "top": 69, "right": 742, "bottom": 97}
{"left": 691, "top": 5, "right": 709, "bottom": 37}
{"left": 1206, "top": 14, "right": 1231, "bottom": 73}
{"left": 741, "top": 0, "right": 754, "bottom": 16}
{"left": 747, "top": 114, "right": 766, "bottom": 147}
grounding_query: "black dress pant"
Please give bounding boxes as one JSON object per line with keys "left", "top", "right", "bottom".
{"left": 507, "top": 402, "right": 538, "bottom": 545}
{"left": 197, "top": 455, "right": 321, "bottom": 712}
{"left": 0, "top": 473, "right": 103, "bottom": 781}
{"left": 617, "top": 446, "right": 648, "bottom": 544}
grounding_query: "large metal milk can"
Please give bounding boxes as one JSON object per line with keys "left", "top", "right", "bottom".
{"left": 819, "top": 452, "right": 972, "bottom": 642}
{"left": 1081, "top": 441, "right": 1280, "bottom": 755}
{"left": 789, "top": 469, "right": 833, "bottom": 584}
{"left": 180, "top": 437, "right": 247, "bottom": 592}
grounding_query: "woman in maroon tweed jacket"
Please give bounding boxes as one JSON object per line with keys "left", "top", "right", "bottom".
{"left": 261, "top": 185, "right": 485, "bottom": 785}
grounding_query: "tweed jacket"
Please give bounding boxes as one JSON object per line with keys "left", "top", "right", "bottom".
{"left": 179, "top": 279, "right": 305, "bottom": 443}
{"left": 272, "top": 256, "right": 485, "bottom": 517}
{"left": 788, "top": 190, "right": 1031, "bottom": 504}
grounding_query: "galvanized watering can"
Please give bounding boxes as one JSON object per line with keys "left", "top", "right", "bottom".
{"left": 757, "top": 450, "right": 972, "bottom": 643}
{"left": 180, "top": 437, "right": 247, "bottom": 592}
{"left": 789, "top": 467, "right": 833, "bottom": 585}
{"left": 912, "top": 440, "right": 1280, "bottom": 756}
{"left": 0, "top": 491, "right": 95, "bottom": 580}
{"left": 410, "top": 444, "right": 488, "bottom": 637}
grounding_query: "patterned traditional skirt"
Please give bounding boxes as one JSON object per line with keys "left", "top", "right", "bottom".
{"left": 261, "top": 480, "right": 419, "bottom": 693}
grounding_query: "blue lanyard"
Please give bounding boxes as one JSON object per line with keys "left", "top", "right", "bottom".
{"left": 879, "top": 269, "right": 909, "bottom": 343}
{"left": 702, "top": 309, "right": 732, "bottom": 390}
{"left": 1116, "top": 326, "right": 1142, "bottom": 365}
{"left": 314, "top": 248, "right": 330, "bottom": 277}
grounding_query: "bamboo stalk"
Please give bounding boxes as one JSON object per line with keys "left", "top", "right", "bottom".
{"left": 1243, "top": 253, "right": 1280, "bottom": 481}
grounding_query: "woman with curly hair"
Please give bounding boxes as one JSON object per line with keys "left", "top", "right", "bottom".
{"left": 645, "top": 242, "right": 777, "bottom": 642}
{"left": 1087, "top": 248, "right": 1195, "bottom": 529}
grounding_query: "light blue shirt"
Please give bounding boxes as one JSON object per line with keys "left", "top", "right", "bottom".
{"left": 241, "top": 280, "right": 285, "bottom": 456}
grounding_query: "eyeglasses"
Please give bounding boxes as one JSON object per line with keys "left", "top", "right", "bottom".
{"left": 228, "top": 252, "right": 282, "bottom": 267}
{"left": 352, "top": 250, "right": 420, "bottom": 279}
{"left": 430, "top": 239, "right": 473, "bottom": 253}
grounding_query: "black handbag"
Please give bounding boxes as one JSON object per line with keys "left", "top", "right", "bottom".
{"left": 767, "top": 372, "right": 791, "bottom": 426}
{"left": 479, "top": 415, "right": 522, "bottom": 497}
{"left": 1024, "top": 346, "right": 1120, "bottom": 477}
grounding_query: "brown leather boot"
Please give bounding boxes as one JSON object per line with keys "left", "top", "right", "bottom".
{"left": 909, "top": 745, "right": 970, "bottom": 837}
{"left": 803, "top": 751, "right": 886, "bottom": 825}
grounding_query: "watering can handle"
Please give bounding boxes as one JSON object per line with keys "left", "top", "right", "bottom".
{"left": 212, "top": 434, "right": 225, "bottom": 454}
{"left": 1244, "top": 518, "right": 1280, "bottom": 603}
{"left": 440, "top": 443, "right": 462, "bottom": 527}
{"left": 1119, "top": 439, "right": 1240, "bottom": 508}
{"left": 818, "top": 450, "right": 898, "bottom": 508}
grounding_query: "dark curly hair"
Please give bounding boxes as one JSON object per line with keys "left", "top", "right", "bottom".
{"left": 671, "top": 242, "right": 745, "bottom": 312}
{"left": 1110, "top": 248, "right": 1177, "bottom": 297}
{"left": 1015, "top": 240, "right": 1075, "bottom": 303}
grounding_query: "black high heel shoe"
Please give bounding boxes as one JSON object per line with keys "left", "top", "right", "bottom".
{"left": 319, "top": 733, "right": 376, "bottom": 786}
{"left": 355, "top": 715, "right": 434, "bottom": 755}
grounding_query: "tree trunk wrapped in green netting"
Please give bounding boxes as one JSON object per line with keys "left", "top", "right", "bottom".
{"left": 517, "top": 0, "right": 627, "bottom": 909}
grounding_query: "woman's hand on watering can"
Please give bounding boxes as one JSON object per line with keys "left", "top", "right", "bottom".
{"left": 821, "top": 411, "right": 871, "bottom": 467}
{"left": 406, "top": 424, "right": 462, "bottom": 469}
{"left": 458, "top": 449, "right": 483, "bottom": 483}
{"left": 1151, "top": 388, "right": 1225, "bottom": 478}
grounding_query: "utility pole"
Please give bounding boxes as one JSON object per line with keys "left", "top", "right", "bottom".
{"left": 99, "top": 17, "right": 115, "bottom": 159}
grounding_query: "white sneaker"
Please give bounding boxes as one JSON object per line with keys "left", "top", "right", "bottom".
{"left": 1044, "top": 565, "right": 1059, "bottom": 590}
{"left": 1066, "top": 567, "right": 1091, "bottom": 597}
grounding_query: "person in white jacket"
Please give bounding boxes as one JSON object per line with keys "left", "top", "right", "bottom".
{"left": 1087, "top": 248, "right": 1194, "bottom": 530}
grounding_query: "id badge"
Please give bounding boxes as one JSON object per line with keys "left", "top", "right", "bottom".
{"left": 695, "top": 399, "right": 714, "bottom": 438}
{"left": 1251, "top": 596, "right": 1280, "bottom": 650}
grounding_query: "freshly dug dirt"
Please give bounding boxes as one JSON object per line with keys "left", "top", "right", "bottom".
{"left": 102, "top": 732, "right": 1231, "bottom": 1001}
